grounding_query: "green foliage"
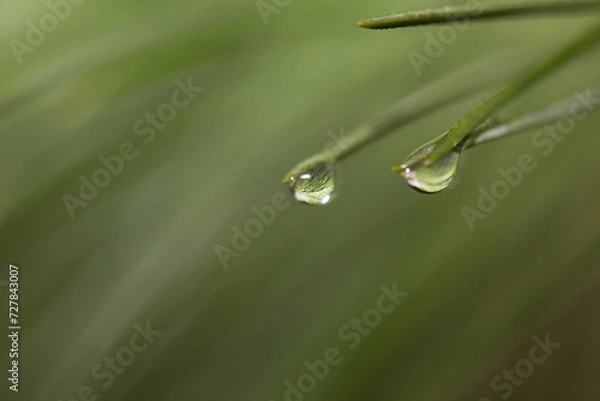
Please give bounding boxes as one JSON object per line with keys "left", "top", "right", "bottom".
{"left": 1, "top": 1, "right": 599, "bottom": 401}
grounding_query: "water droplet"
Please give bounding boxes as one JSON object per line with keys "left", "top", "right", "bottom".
{"left": 287, "top": 163, "right": 336, "bottom": 205}
{"left": 400, "top": 148, "right": 462, "bottom": 193}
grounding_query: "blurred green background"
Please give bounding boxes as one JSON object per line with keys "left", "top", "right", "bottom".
{"left": 0, "top": 0, "right": 599, "bottom": 400}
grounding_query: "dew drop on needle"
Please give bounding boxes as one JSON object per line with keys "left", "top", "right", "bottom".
{"left": 400, "top": 148, "right": 462, "bottom": 194}
{"left": 287, "top": 163, "right": 337, "bottom": 205}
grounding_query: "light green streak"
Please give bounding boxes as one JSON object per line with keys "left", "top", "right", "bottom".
{"left": 466, "top": 85, "right": 600, "bottom": 147}
{"left": 358, "top": 1, "right": 600, "bottom": 30}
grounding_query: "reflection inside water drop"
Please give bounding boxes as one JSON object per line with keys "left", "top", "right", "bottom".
{"left": 288, "top": 163, "right": 336, "bottom": 205}
{"left": 400, "top": 148, "right": 462, "bottom": 194}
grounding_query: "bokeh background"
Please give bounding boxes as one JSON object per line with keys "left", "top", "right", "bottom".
{"left": 0, "top": 0, "right": 599, "bottom": 400}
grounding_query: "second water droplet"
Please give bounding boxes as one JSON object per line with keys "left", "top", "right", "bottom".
{"left": 400, "top": 148, "right": 462, "bottom": 194}
{"left": 287, "top": 163, "right": 337, "bottom": 205}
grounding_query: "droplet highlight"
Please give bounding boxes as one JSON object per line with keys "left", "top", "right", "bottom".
{"left": 287, "top": 163, "right": 336, "bottom": 205}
